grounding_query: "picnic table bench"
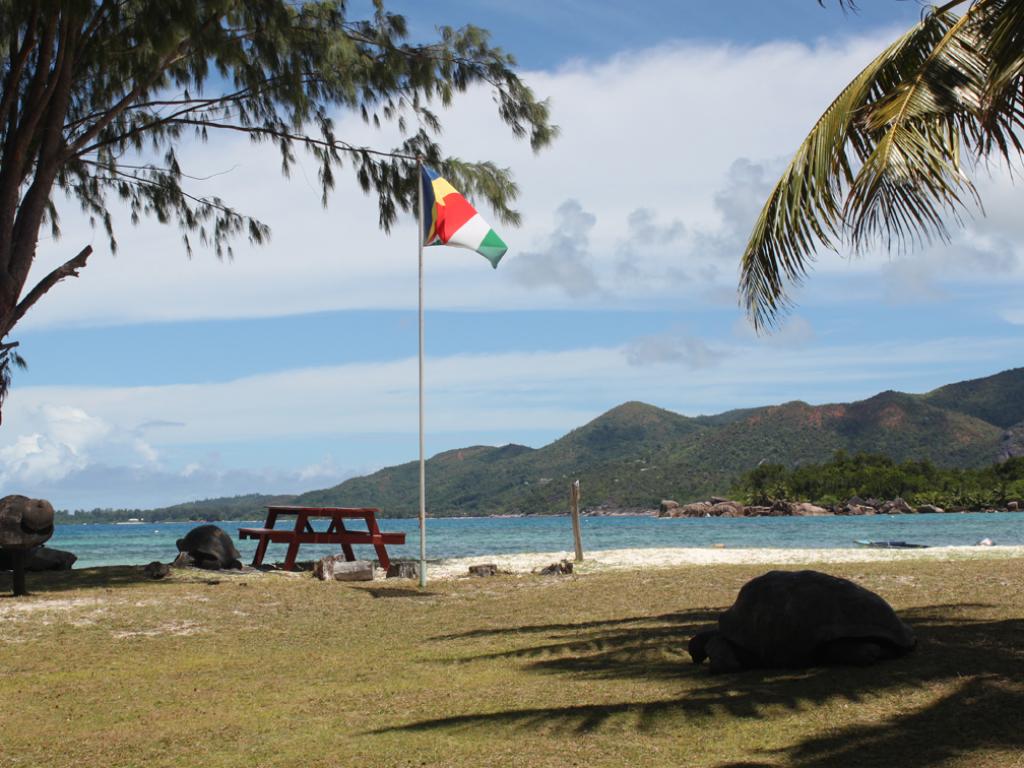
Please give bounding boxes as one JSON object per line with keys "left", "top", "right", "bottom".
{"left": 238, "top": 506, "right": 405, "bottom": 571}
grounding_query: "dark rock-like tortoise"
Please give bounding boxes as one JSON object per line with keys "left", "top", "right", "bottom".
{"left": 175, "top": 525, "right": 242, "bottom": 570}
{"left": 688, "top": 570, "right": 916, "bottom": 673}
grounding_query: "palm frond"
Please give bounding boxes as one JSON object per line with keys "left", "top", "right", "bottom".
{"left": 739, "top": 13, "right": 949, "bottom": 329}
{"left": 845, "top": 6, "right": 985, "bottom": 252}
{"left": 739, "top": 0, "right": 1020, "bottom": 331}
{"left": 976, "top": 0, "right": 1024, "bottom": 160}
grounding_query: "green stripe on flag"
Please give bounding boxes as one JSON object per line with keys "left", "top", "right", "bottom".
{"left": 479, "top": 229, "right": 508, "bottom": 268}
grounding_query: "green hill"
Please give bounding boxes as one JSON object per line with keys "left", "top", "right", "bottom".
{"left": 920, "top": 367, "right": 1024, "bottom": 428}
{"left": 59, "top": 493, "right": 297, "bottom": 524}
{"left": 292, "top": 371, "right": 1012, "bottom": 516}
{"left": 292, "top": 402, "right": 708, "bottom": 514}
{"left": 77, "top": 367, "right": 1024, "bottom": 520}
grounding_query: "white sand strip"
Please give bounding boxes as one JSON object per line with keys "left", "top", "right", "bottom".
{"left": 425, "top": 545, "right": 1024, "bottom": 579}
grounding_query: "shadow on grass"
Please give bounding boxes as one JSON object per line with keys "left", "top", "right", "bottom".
{"left": 377, "top": 605, "right": 1024, "bottom": 767}
{"left": 0, "top": 565, "right": 163, "bottom": 594}
{"left": 716, "top": 676, "right": 1024, "bottom": 768}
{"left": 357, "top": 586, "right": 438, "bottom": 599}
{"left": 0, "top": 563, "right": 254, "bottom": 594}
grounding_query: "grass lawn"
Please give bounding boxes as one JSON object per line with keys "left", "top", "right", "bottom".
{"left": 1, "top": 558, "right": 1023, "bottom": 768}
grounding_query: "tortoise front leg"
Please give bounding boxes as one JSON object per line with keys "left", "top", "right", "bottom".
{"left": 706, "top": 635, "right": 744, "bottom": 674}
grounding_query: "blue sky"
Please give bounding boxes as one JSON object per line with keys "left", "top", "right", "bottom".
{"left": 4, "top": 1, "right": 1023, "bottom": 509}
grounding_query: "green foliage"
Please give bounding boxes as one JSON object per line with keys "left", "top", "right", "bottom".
{"left": 741, "top": 0, "right": 1024, "bottom": 329}
{"left": 922, "top": 366, "right": 1024, "bottom": 429}
{"left": 731, "top": 450, "right": 1024, "bottom": 508}
{"left": 0, "top": 342, "right": 27, "bottom": 417}
{"left": 0, "top": 1, "right": 555, "bottom": 404}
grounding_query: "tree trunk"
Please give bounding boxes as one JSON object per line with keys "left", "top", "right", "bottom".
{"left": 570, "top": 479, "right": 583, "bottom": 562}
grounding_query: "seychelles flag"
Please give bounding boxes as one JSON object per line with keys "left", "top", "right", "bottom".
{"left": 421, "top": 166, "right": 508, "bottom": 268}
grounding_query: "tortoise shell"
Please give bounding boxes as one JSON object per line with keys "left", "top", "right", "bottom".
{"left": 175, "top": 525, "right": 242, "bottom": 569}
{"left": 716, "top": 570, "right": 916, "bottom": 668}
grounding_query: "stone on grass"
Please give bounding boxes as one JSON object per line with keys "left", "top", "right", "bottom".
{"left": 27, "top": 547, "right": 76, "bottom": 571}
{"left": 536, "top": 560, "right": 573, "bottom": 575}
{"left": 468, "top": 564, "right": 498, "bottom": 577}
{"left": 143, "top": 561, "right": 171, "bottom": 579}
{"left": 386, "top": 561, "right": 419, "bottom": 579}
{"left": 0, "top": 546, "right": 76, "bottom": 571}
{"left": 314, "top": 555, "right": 374, "bottom": 581}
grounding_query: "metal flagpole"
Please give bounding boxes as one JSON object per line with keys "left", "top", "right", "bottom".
{"left": 417, "top": 156, "right": 427, "bottom": 588}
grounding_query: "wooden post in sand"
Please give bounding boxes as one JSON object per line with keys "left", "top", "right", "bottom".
{"left": 570, "top": 479, "right": 584, "bottom": 562}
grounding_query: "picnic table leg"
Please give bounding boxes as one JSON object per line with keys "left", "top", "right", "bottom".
{"left": 251, "top": 508, "right": 278, "bottom": 566}
{"left": 373, "top": 543, "right": 391, "bottom": 572}
{"left": 336, "top": 518, "right": 356, "bottom": 562}
{"left": 365, "top": 514, "right": 391, "bottom": 571}
{"left": 282, "top": 513, "right": 306, "bottom": 571}
{"left": 283, "top": 538, "right": 301, "bottom": 571}
{"left": 251, "top": 536, "right": 270, "bottom": 567}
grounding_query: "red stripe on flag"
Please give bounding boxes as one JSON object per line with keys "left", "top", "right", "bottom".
{"left": 436, "top": 192, "right": 477, "bottom": 243}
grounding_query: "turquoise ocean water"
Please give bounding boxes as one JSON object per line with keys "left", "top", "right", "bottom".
{"left": 48, "top": 512, "right": 1024, "bottom": 568}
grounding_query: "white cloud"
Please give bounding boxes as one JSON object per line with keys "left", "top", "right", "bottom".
{"left": 624, "top": 333, "right": 725, "bottom": 368}
{"left": 21, "top": 31, "right": 939, "bottom": 330}
{"left": 1002, "top": 309, "right": 1024, "bottom": 325}
{"left": 0, "top": 404, "right": 159, "bottom": 489}
{"left": 13, "top": 462, "right": 360, "bottom": 512}
{"left": 732, "top": 315, "right": 816, "bottom": 347}
{"left": 3, "top": 331, "right": 1018, "bottom": 507}
{"left": 505, "top": 199, "right": 603, "bottom": 296}
{"left": 41, "top": 405, "right": 111, "bottom": 452}
{"left": 0, "top": 433, "right": 81, "bottom": 485}
{"left": 6, "top": 31, "right": 1024, "bottom": 509}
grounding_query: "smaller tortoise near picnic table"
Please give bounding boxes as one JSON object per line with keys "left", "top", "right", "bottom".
{"left": 688, "top": 570, "right": 916, "bottom": 673}
{"left": 176, "top": 525, "right": 243, "bottom": 570}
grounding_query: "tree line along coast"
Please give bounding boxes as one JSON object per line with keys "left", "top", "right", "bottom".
{"left": 54, "top": 452, "right": 1024, "bottom": 524}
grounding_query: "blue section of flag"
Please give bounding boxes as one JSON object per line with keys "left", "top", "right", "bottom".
{"left": 420, "top": 165, "right": 439, "bottom": 245}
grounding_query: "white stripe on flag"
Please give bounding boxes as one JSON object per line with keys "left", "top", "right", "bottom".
{"left": 447, "top": 213, "right": 491, "bottom": 252}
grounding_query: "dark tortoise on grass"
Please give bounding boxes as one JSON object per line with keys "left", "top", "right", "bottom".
{"left": 688, "top": 570, "right": 916, "bottom": 673}
{"left": 175, "top": 525, "right": 243, "bottom": 570}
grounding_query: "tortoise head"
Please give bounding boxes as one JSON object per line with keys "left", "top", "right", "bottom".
{"left": 19, "top": 498, "right": 54, "bottom": 535}
{"left": 688, "top": 630, "right": 717, "bottom": 664}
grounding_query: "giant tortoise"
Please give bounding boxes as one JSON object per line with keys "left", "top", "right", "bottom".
{"left": 175, "top": 525, "right": 242, "bottom": 570}
{"left": 0, "top": 495, "right": 54, "bottom": 549}
{"left": 688, "top": 570, "right": 916, "bottom": 673}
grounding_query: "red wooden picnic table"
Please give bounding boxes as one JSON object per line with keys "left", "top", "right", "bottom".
{"left": 238, "top": 506, "right": 405, "bottom": 571}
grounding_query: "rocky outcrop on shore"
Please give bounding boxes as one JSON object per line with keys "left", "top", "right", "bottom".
{"left": 657, "top": 496, "right": 1024, "bottom": 518}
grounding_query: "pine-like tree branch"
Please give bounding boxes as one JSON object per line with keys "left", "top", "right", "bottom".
{"left": 7, "top": 244, "right": 91, "bottom": 333}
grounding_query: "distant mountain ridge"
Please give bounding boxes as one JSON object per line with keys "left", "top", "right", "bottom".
{"left": 125, "top": 367, "right": 1024, "bottom": 520}
{"left": 285, "top": 367, "right": 1021, "bottom": 516}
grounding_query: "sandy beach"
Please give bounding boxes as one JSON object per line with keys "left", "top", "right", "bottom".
{"left": 426, "top": 544, "right": 1024, "bottom": 579}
